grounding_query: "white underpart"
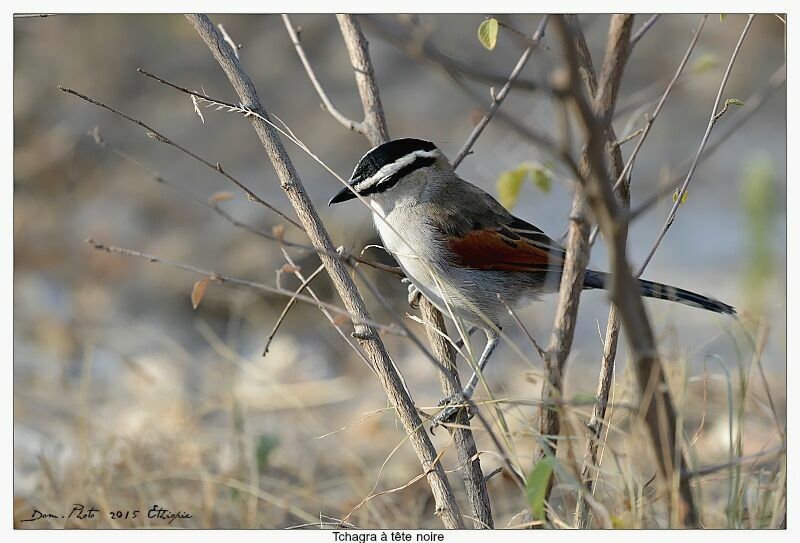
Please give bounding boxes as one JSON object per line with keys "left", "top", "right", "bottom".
{"left": 354, "top": 149, "right": 438, "bottom": 192}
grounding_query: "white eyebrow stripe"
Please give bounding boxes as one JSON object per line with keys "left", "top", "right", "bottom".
{"left": 354, "top": 149, "right": 438, "bottom": 192}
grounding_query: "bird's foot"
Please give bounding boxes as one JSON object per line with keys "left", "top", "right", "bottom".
{"left": 430, "top": 392, "right": 475, "bottom": 432}
{"left": 401, "top": 277, "right": 422, "bottom": 308}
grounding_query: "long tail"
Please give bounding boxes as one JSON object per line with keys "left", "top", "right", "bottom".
{"left": 583, "top": 270, "right": 736, "bottom": 316}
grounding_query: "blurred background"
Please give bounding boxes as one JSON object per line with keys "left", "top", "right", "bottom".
{"left": 14, "top": 14, "right": 786, "bottom": 528}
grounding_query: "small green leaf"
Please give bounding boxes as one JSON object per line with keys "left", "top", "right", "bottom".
{"left": 530, "top": 167, "right": 551, "bottom": 193}
{"left": 572, "top": 392, "right": 598, "bottom": 405}
{"left": 720, "top": 14, "right": 728, "bottom": 22}
{"left": 496, "top": 163, "right": 552, "bottom": 210}
{"left": 497, "top": 168, "right": 526, "bottom": 209}
{"left": 477, "top": 18, "right": 499, "bottom": 50}
{"left": 672, "top": 189, "right": 688, "bottom": 205}
{"left": 691, "top": 53, "right": 719, "bottom": 74}
{"left": 610, "top": 515, "right": 628, "bottom": 528}
{"left": 726, "top": 98, "right": 745, "bottom": 107}
{"left": 526, "top": 457, "right": 555, "bottom": 521}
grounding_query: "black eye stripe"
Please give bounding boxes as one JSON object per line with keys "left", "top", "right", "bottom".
{"left": 358, "top": 155, "right": 436, "bottom": 197}
{"left": 351, "top": 138, "right": 437, "bottom": 181}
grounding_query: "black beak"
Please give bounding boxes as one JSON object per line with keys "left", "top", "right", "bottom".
{"left": 328, "top": 184, "right": 358, "bottom": 206}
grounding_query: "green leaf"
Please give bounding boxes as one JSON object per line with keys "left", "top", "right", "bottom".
{"left": 672, "top": 189, "right": 688, "bottom": 205}
{"left": 726, "top": 98, "right": 745, "bottom": 107}
{"left": 526, "top": 457, "right": 555, "bottom": 521}
{"left": 572, "top": 392, "right": 598, "bottom": 405}
{"left": 477, "top": 18, "right": 499, "bottom": 50}
{"left": 496, "top": 168, "right": 526, "bottom": 209}
{"left": 720, "top": 14, "right": 727, "bottom": 22}
{"left": 691, "top": 53, "right": 719, "bottom": 74}
{"left": 610, "top": 515, "right": 628, "bottom": 528}
{"left": 530, "top": 167, "right": 552, "bottom": 193}
{"left": 496, "top": 163, "right": 552, "bottom": 210}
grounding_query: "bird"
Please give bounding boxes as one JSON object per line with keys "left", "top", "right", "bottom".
{"left": 329, "top": 137, "right": 736, "bottom": 427}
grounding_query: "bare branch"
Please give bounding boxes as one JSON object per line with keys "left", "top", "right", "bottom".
{"left": 574, "top": 15, "right": 711, "bottom": 529}
{"left": 452, "top": 15, "right": 549, "bottom": 168}
{"left": 85, "top": 239, "right": 401, "bottom": 336}
{"left": 282, "top": 15, "right": 365, "bottom": 134}
{"left": 217, "top": 23, "right": 241, "bottom": 59}
{"left": 629, "top": 14, "right": 660, "bottom": 48}
{"left": 418, "top": 301, "right": 493, "bottom": 527}
{"left": 588, "top": 16, "right": 707, "bottom": 244}
{"left": 551, "top": 14, "right": 699, "bottom": 526}
{"left": 628, "top": 63, "right": 785, "bottom": 222}
{"left": 538, "top": 15, "right": 634, "bottom": 521}
{"left": 336, "top": 13, "right": 495, "bottom": 528}
{"left": 613, "top": 16, "right": 707, "bottom": 193}
{"left": 88, "top": 126, "right": 402, "bottom": 278}
{"left": 686, "top": 444, "right": 785, "bottom": 479}
{"left": 263, "top": 263, "right": 326, "bottom": 354}
{"left": 335, "top": 15, "right": 390, "bottom": 146}
{"left": 58, "top": 85, "right": 304, "bottom": 231}
{"left": 636, "top": 14, "right": 755, "bottom": 277}
{"left": 185, "top": 14, "right": 464, "bottom": 528}
{"left": 360, "top": 15, "right": 542, "bottom": 92}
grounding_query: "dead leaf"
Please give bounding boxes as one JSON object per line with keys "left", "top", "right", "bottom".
{"left": 280, "top": 263, "right": 301, "bottom": 274}
{"left": 209, "top": 191, "right": 234, "bottom": 204}
{"left": 191, "top": 277, "right": 210, "bottom": 309}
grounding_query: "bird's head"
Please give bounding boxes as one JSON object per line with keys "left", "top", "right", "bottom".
{"left": 328, "top": 138, "right": 452, "bottom": 206}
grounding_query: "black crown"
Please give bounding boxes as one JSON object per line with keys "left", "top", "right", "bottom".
{"left": 350, "top": 138, "right": 437, "bottom": 181}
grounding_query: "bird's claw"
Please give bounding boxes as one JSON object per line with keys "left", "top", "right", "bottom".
{"left": 401, "top": 277, "right": 422, "bottom": 308}
{"left": 430, "top": 392, "right": 475, "bottom": 432}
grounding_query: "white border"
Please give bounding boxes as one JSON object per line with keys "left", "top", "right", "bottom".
{"left": 5, "top": 2, "right": 794, "bottom": 541}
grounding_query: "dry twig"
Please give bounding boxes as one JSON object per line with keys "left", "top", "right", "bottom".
{"left": 551, "top": 14, "right": 699, "bottom": 527}
{"left": 538, "top": 15, "right": 634, "bottom": 522}
{"left": 335, "top": 13, "right": 492, "bottom": 528}
{"left": 185, "top": 14, "right": 464, "bottom": 528}
{"left": 636, "top": 14, "right": 755, "bottom": 277}
{"left": 452, "top": 15, "right": 549, "bottom": 168}
{"left": 575, "top": 15, "right": 707, "bottom": 528}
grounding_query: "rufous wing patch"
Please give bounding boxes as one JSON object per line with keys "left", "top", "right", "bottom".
{"left": 448, "top": 229, "right": 562, "bottom": 272}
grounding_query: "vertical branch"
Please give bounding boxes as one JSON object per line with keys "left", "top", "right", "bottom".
{"left": 550, "top": 15, "right": 698, "bottom": 527}
{"left": 575, "top": 16, "right": 707, "bottom": 528}
{"left": 536, "top": 13, "right": 633, "bottom": 512}
{"left": 335, "top": 15, "right": 390, "bottom": 145}
{"left": 336, "top": 14, "right": 493, "bottom": 529}
{"left": 418, "top": 301, "right": 494, "bottom": 528}
{"left": 185, "top": 14, "right": 464, "bottom": 529}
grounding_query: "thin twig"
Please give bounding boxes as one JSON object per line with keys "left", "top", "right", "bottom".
{"left": 589, "top": 16, "right": 707, "bottom": 245}
{"left": 452, "top": 15, "right": 549, "bottom": 168}
{"left": 540, "top": 15, "right": 634, "bottom": 525}
{"left": 613, "top": 16, "right": 707, "bottom": 194}
{"left": 282, "top": 15, "right": 365, "bottom": 134}
{"left": 552, "top": 14, "right": 699, "bottom": 527}
{"left": 361, "top": 15, "right": 542, "bottom": 93}
{"left": 628, "top": 63, "right": 785, "bottom": 222}
{"left": 336, "top": 14, "right": 495, "bottom": 527}
{"left": 89, "top": 126, "right": 402, "bottom": 277}
{"left": 85, "top": 239, "right": 402, "bottom": 335}
{"left": 278, "top": 248, "right": 374, "bottom": 370}
{"left": 629, "top": 14, "right": 660, "bottom": 48}
{"left": 442, "top": 61, "right": 582, "bottom": 181}
{"left": 685, "top": 445, "right": 785, "bottom": 479}
{"left": 635, "top": 14, "right": 755, "bottom": 277}
{"left": 58, "top": 85, "right": 304, "bottom": 231}
{"left": 263, "top": 263, "right": 326, "bottom": 354}
{"left": 217, "top": 24, "right": 241, "bottom": 59}
{"left": 185, "top": 14, "right": 464, "bottom": 529}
